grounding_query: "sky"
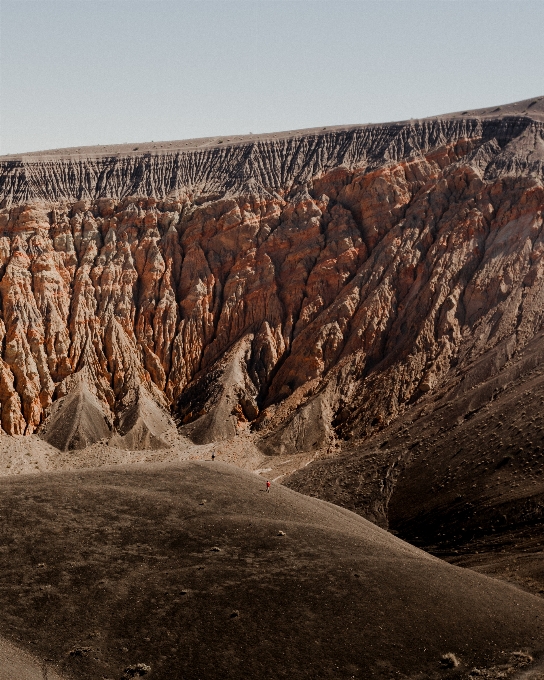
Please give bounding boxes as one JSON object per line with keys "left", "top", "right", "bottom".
{"left": 1, "top": 0, "right": 543, "bottom": 155}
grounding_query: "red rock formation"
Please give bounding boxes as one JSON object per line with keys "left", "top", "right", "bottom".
{"left": 0, "top": 97, "right": 542, "bottom": 454}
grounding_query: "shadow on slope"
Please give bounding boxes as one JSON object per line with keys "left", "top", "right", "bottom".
{"left": 0, "top": 463, "right": 543, "bottom": 679}
{"left": 387, "top": 339, "right": 544, "bottom": 595}
{"left": 286, "top": 331, "right": 544, "bottom": 597}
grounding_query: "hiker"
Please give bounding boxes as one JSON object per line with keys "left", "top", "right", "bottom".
{"left": 266, "top": 480, "right": 271, "bottom": 493}
{"left": 211, "top": 451, "right": 215, "bottom": 461}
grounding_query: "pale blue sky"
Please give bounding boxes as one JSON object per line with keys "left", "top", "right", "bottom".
{"left": 1, "top": 0, "right": 543, "bottom": 155}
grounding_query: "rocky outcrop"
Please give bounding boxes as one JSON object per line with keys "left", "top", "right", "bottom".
{"left": 0, "top": 97, "right": 542, "bottom": 457}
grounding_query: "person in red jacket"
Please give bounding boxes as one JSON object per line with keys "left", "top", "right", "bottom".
{"left": 266, "top": 480, "right": 271, "bottom": 493}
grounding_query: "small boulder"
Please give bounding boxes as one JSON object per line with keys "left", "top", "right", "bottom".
{"left": 440, "top": 653, "right": 460, "bottom": 669}
{"left": 123, "top": 663, "right": 151, "bottom": 678}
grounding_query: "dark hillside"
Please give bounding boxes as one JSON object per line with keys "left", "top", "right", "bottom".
{"left": 286, "top": 330, "right": 544, "bottom": 595}
{"left": 0, "top": 462, "right": 543, "bottom": 679}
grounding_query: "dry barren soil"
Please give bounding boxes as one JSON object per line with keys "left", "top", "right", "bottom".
{"left": 0, "top": 462, "right": 543, "bottom": 680}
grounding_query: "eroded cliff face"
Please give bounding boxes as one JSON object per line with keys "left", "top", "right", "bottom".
{"left": 0, "top": 99, "right": 543, "bottom": 453}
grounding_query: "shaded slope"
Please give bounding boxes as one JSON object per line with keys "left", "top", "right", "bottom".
{"left": 285, "top": 329, "right": 544, "bottom": 592}
{"left": 0, "top": 463, "right": 544, "bottom": 680}
{"left": 388, "top": 359, "right": 544, "bottom": 551}
{"left": 385, "top": 332, "right": 544, "bottom": 593}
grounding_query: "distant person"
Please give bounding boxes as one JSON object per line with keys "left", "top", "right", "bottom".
{"left": 211, "top": 451, "right": 215, "bottom": 461}
{"left": 266, "top": 480, "right": 271, "bottom": 493}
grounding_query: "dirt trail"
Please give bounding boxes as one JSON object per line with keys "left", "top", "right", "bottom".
{"left": 0, "top": 635, "right": 63, "bottom": 680}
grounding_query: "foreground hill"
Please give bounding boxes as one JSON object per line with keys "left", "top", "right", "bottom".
{"left": 0, "top": 462, "right": 543, "bottom": 680}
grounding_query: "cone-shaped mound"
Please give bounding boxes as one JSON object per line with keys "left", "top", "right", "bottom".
{"left": 0, "top": 462, "right": 543, "bottom": 680}
{"left": 110, "top": 390, "right": 173, "bottom": 450}
{"left": 37, "top": 382, "right": 110, "bottom": 451}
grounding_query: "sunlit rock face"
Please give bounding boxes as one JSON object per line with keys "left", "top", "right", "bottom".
{"left": 0, "top": 98, "right": 543, "bottom": 451}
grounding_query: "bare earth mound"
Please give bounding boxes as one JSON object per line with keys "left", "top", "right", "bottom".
{"left": 39, "top": 381, "right": 111, "bottom": 451}
{"left": 109, "top": 390, "right": 172, "bottom": 450}
{"left": 0, "top": 462, "right": 543, "bottom": 680}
